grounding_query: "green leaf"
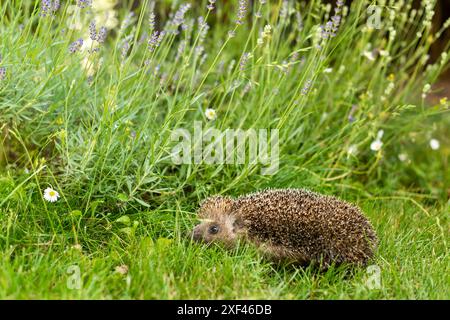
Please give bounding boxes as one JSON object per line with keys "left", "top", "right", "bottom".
{"left": 69, "top": 210, "right": 82, "bottom": 217}
{"left": 133, "top": 197, "right": 151, "bottom": 208}
{"left": 115, "top": 216, "right": 131, "bottom": 225}
{"left": 116, "top": 193, "right": 129, "bottom": 202}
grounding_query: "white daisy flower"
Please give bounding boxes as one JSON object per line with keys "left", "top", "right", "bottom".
{"left": 347, "top": 144, "right": 358, "bottom": 156}
{"left": 205, "top": 108, "right": 217, "bottom": 121}
{"left": 398, "top": 153, "right": 408, "bottom": 162}
{"left": 43, "top": 187, "right": 60, "bottom": 203}
{"left": 422, "top": 83, "right": 431, "bottom": 99}
{"left": 377, "top": 129, "right": 384, "bottom": 139}
{"left": 429, "top": 139, "right": 440, "bottom": 150}
{"left": 363, "top": 50, "right": 375, "bottom": 61}
{"left": 379, "top": 50, "right": 389, "bottom": 57}
{"left": 370, "top": 140, "right": 383, "bottom": 152}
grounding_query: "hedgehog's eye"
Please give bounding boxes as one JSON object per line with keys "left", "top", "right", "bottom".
{"left": 208, "top": 225, "right": 220, "bottom": 234}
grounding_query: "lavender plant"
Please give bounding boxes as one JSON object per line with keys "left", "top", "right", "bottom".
{"left": 0, "top": 0, "right": 448, "bottom": 300}
{"left": 0, "top": 0, "right": 448, "bottom": 205}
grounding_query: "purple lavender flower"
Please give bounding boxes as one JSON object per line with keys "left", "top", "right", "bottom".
{"left": 149, "top": 12, "right": 156, "bottom": 30}
{"left": 121, "top": 41, "right": 130, "bottom": 61}
{"left": 89, "top": 21, "right": 97, "bottom": 41}
{"left": 207, "top": 0, "right": 216, "bottom": 11}
{"left": 77, "top": 0, "right": 92, "bottom": 9}
{"left": 157, "top": 31, "right": 166, "bottom": 45}
{"left": 40, "top": 0, "right": 51, "bottom": 16}
{"left": 301, "top": 79, "right": 312, "bottom": 95}
{"left": 236, "top": 0, "right": 248, "bottom": 25}
{"left": 285, "top": 52, "right": 299, "bottom": 73}
{"left": 320, "top": 0, "right": 344, "bottom": 39}
{"left": 195, "top": 45, "right": 204, "bottom": 58}
{"left": 97, "top": 27, "right": 107, "bottom": 43}
{"left": 348, "top": 104, "right": 357, "bottom": 122}
{"left": 197, "top": 16, "right": 210, "bottom": 44}
{"left": 52, "top": 0, "right": 60, "bottom": 11}
{"left": 0, "top": 67, "right": 6, "bottom": 80}
{"left": 240, "top": 52, "right": 250, "bottom": 71}
{"left": 69, "top": 39, "right": 83, "bottom": 53}
{"left": 40, "top": 0, "right": 59, "bottom": 17}
{"left": 330, "top": 0, "right": 344, "bottom": 32}
{"left": 176, "top": 40, "right": 186, "bottom": 61}
{"left": 332, "top": 15, "right": 341, "bottom": 27}
{"left": 148, "top": 31, "right": 164, "bottom": 52}
{"left": 121, "top": 12, "right": 135, "bottom": 31}
{"left": 173, "top": 4, "right": 191, "bottom": 29}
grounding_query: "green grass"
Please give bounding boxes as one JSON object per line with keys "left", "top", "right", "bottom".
{"left": 0, "top": 0, "right": 449, "bottom": 299}
{"left": 0, "top": 187, "right": 448, "bottom": 299}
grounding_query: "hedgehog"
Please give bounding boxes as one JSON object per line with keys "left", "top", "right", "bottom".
{"left": 191, "top": 189, "right": 378, "bottom": 267}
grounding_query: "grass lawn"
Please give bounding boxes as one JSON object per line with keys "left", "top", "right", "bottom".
{"left": 0, "top": 0, "right": 449, "bottom": 300}
{"left": 0, "top": 171, "right": 448, "bottom": 299}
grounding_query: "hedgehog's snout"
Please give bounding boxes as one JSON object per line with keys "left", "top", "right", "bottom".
{"left": 191, "top": 225, "right": 203, "bottom": 242}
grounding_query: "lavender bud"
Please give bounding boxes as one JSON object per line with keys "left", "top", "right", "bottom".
{"left": 200, "top": 53, "right": 208, "bottom": 66}
{"left": 40, "top": 0, "right": 51, "bottom": 16}
{"left": 149, "top": 12, "right": 156, "bottom": 30}
{"left": 240, "top": 52, "right": 251, "bottom": 71}
{"left": 227, "top": 59, "right": 236, "bottom": 74}
{"left": 89, "top": 21, "right": 97, "bottom": 41}
{"left": 348, "top": 104, "right": 358, "bottom": 122}
{"left": 52, "top": 0, "right": 60, "bottom": 11}
{"left": 173, "top": 4, "right": 191, "bottom": 29}
{"left": 69, "top": 39, "right": 83, "bottom": 53}
{"left": 197, "top": 17, "right": 210, "bottom": 44}
{"left": 176, "top": 40, "right": 186, "bottom": 61}
{"left": 148, "top": 31, "right": 164, "bottom": 52}
{"left": 121, "top": 41, "right": 130, "bottom": 61}
{"left": 121, "top": 12, "right": 135, "bottom": 31}
{"left": 157, "top": 31, "right": 166, "bottom": 45}
{"left": 0, "top": 67, "right": 6, "bottom": 80}
{"left": 301, "top": 79, "right": 312, "bottom": 95}
{"left": 195, "top": 45, "right": 204, "bottom": 58}
{"left": 97, "top": 27, "right": 107, "bottom": 43}
{"left": 77, "top": 0, "right": 92, "bottom": 9}
{"left": 236, "top": 0, "right": 248, "bottom": 25}
{"left": 40, "top": 0, "right": 59, "bottom": 17}
{"left": 207, "top": 0, "right": 216, "bottom": 11}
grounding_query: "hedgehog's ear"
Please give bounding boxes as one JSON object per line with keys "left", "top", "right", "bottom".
{"left": 232, "top": 217, "right": 245, "bottom": 231}
{"left": 198, "top": 195, "right": 234, "bottom": 218}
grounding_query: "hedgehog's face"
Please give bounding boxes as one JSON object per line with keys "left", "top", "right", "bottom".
{"left": 191, "top": 196, "right": 243, "bottom": 248}
{"left": 192, "top": 217, "right": 237, "bottom": 247}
